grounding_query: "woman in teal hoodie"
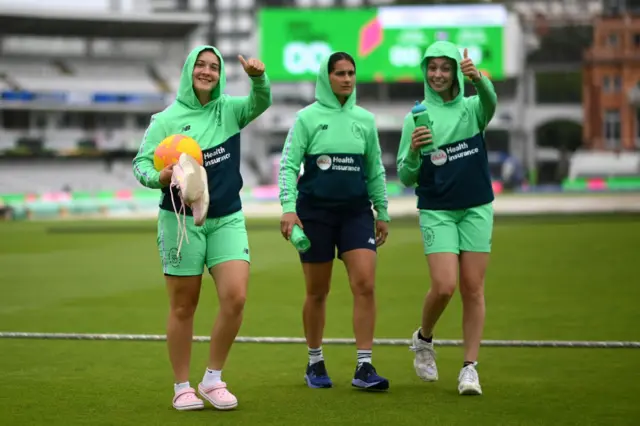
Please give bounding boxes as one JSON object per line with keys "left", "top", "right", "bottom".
{"left": 396, "top": 41, "right": 497, "bottom": 396}
{"left": 278, "top": 52, "right": 390, "bottom": 391}
{"left": 132, "top": 46, "right": 272, "bottom": 411}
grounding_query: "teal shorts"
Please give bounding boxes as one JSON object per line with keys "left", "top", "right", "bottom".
{"left": 157, "top": 209, "right": 250, "bottom": 276}
{"left": 418, "top": 203, "right": 493, "bottom": 255}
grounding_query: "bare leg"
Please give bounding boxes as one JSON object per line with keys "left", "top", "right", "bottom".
{"left": 207, "top": 260, "right": 249, "bottom": 370}
{"left": 301, "top": 261, "right": 333, "bottom": 349}
{"left": 421, "top": 253, "right": 459, "bottom": 337}
{"left": 165, "top": 274, "right": 203, "bottom": 383}
{"left": 341, "top": 249, "right": 377, "bottom": 351}
{"left": 458, "top": 252, "right": 489, "bottom": 363}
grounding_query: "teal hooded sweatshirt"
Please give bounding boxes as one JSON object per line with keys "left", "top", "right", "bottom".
{"left": 132, "top": 45, "right": 272, "bottom": 218}
{"left": 278, "top": 54, "right": 389, "bottom": 222}
{"left": 396, "top": 41, "right": 497, "bottom": 211}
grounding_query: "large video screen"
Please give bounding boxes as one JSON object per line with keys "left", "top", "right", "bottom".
{"left": 258, "top": 5, "right": 508, "bottom": 83}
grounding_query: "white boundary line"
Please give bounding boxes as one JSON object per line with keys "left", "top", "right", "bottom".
{"left": 0, "top": 332, "right": 638, "bottom": 348}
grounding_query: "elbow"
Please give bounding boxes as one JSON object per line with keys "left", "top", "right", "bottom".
{"left": 398, "top": 170, "right": 416, "bottom": 187}
{"left": 256, "top": 93, "right": 273, "bottom": 116}
{"left": 399, "top": 177, "right": 415, "bottom": 188}
{"left": 133, "top": 162, "right": 160, "bottom": 189}
{"left": 485, "top": 105, "right": 497, "bottom": 126}
{"left": 132, "top": 163, "right": 143, "bottom": 186}
{"left": 133, "top": 175, "right": 148, "bottom": 189}
{"left": 278, "top": 164, "right": 293, "bottom": 178}
{"left": 488, "top": 97, "right": 498, "bottom": 112}
{"left": 263, "top": 99, "right": 273, "bottom": 112}
{"left": 370, "top": 170, "right": 385, "bottom": 183}
{"left": 485, "top": 92, "right": 498, "bottom": 111}
{"left": 133, "top": 173, "right": 149, "bottom": 188}
{"left": 278, "top": 168, "right": 297, "bottom": 189}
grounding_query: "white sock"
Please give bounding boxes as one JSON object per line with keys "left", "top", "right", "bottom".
{"left": 202, "top": 368, "right": 222, "bottom": 387}
{"left": 308, "top": 347, "right": 324, "bottom": 365}
{"left": 174, "top": 381, "right": 190, "bottom": 394}
{"left": 357, "top": 349, "right": 372, "bottom": 366}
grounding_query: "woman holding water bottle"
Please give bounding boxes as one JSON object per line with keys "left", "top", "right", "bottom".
{"left": 396, "top": 40, "right": 497, "bottom": 396}
{"left": 278, "top": 52, "right": 391, "bottom": 391}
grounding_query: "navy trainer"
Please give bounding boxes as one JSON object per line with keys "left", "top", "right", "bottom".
{"left": 304, "top": 360, "right": 333, "bottom": 388}
{"left": 352, "top": 362, "right": 389, "bottom": 391}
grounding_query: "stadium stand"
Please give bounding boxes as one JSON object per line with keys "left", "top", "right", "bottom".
{"left": 0, "top": 0, "right": 257, "bottom": 197}
{"left": 0, "top": 0, "right": 638, "bottom": 201}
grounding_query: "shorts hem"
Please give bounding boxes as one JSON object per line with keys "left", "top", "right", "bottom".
{"left": 206, "top": 256, "right": 250, "bottom": 270}
{"left": 162, "top": 269, "right": 205, "bottom": 277}
{"left": 459, "top": 247, "right": 492, "bottom": 253}
{"left": 338, "top": 246, "right": 376, "bottom": 258}
{"left": 425, "top": 247, "right": 460, "bottom": 255}
{"left": 299, "top": 255, "right": 335, "bottom": 263}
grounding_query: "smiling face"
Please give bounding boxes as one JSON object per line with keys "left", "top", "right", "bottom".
{"left": 192, "top": 50, "right": 220, "bottom": 96}
{"left": 426, "top": 57, "right": 455, "bottom": 95}
{"left": 329, "top": 59, "right": 356, "bottom": 98}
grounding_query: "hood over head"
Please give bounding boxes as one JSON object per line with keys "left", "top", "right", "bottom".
{"left": 177, "top": 45, "right": 226, "bottom": 108}
{"left": 315, "top": 52, "right": 357, "bottom": 110}
{"left": 421, "top": 41, "right": 464, "bottom": 105}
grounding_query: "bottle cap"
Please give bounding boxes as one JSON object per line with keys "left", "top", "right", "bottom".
{"left": 412, "top": 101, "right": 426, "bottom": 114}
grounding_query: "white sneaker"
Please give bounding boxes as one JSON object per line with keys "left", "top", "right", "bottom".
{"left": 409, "top": 328, "right": 438, "bottom": 381}
{"left": 458, "top": 363, "right": 482, "bottom": 395}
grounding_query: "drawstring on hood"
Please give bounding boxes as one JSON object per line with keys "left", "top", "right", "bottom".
{"left": 421, "top": 41, "right": 465, "bottom": 106}
{"left": 315, "top": 53, "right": 357, "bottom": 110}
{"left": 177, "top": 45, "right": 226, "bottom": 109}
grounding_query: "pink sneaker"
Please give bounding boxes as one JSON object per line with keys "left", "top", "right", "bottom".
{"left": 197, "top": 381, "right": 238, "bottom": 410}
{"left": 172, "top": 387, "right": 204, "bottom": 411}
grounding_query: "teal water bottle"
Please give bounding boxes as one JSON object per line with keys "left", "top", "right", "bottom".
{"left": 411, "top": 101, "right": 434, "bottom": 153}
{"left": 290, "top": 224, "right": 311, "bottom": 253}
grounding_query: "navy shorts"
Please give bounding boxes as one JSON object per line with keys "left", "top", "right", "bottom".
{"left": 296, "top": 202, "right": 377, "bottom": 263}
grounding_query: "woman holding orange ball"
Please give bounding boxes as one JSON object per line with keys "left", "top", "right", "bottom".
{"left": 132, "top": 45, "right": 272, "bottom": 412}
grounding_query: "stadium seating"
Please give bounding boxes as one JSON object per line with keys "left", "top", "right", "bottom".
{"left": 0, "top": 161, "right": 127, "bottom": 193}
{"left": 1, "top": 58, "right": 166, "bottom": 95}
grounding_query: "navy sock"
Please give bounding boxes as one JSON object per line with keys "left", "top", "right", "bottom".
{"left": 463, "top": 361, "right": 476, "bottom": 368}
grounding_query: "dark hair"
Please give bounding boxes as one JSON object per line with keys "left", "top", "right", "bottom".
{"left": 197, "top": 47, "right": 218, "bottom": 61}
{"left": 328, "top": 52, "right": 356, "bottom": 74}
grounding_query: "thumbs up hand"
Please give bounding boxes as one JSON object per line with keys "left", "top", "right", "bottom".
{"left": 460, "top": 48, "right": 482, "bottom": 82}
{"left": 238, "top": 55, "right": 265, "bottom": 77}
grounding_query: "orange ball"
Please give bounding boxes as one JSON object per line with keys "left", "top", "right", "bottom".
{"left": 153, "top": 134, "right": 203, "bottom": 171}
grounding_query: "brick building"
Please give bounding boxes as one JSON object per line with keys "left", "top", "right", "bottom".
{"left": 583, "top": 13, "right": 640, "bottom": 151}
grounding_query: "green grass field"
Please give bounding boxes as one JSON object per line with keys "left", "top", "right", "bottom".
{"left": 1, "top": 214, "right": 639, "bottom": 425}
